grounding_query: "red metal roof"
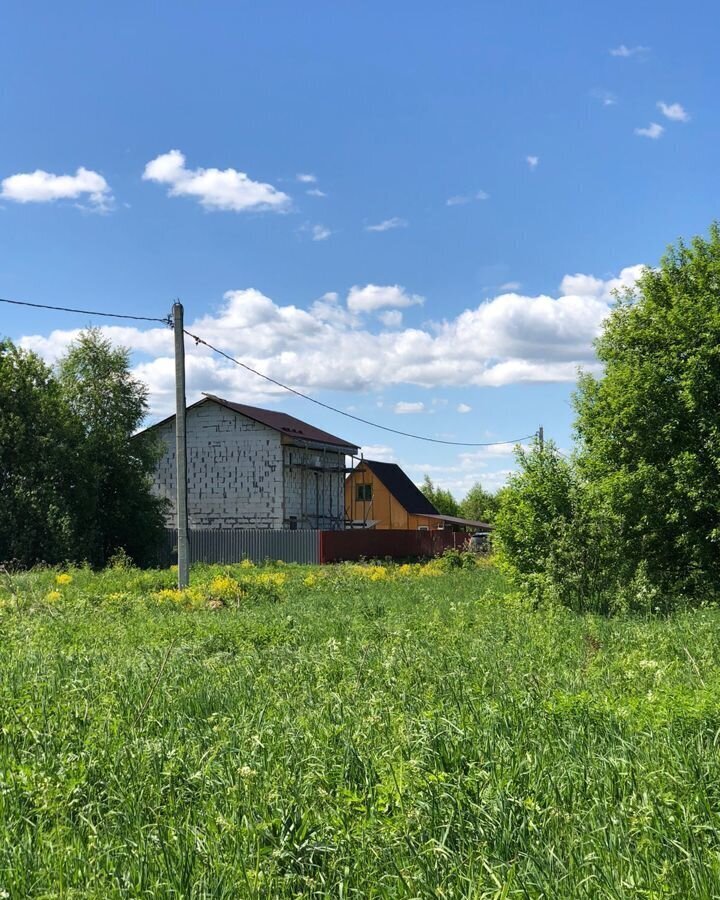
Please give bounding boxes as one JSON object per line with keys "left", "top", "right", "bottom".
{"left": 203, "top": 395, "right": 359, "bottom": 450}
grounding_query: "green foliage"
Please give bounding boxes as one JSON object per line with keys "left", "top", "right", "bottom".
{"left": 575, "top": 224, "right": 720, "bottom": 601}
{"left": 420, "top": 474, "right": 459, "bottom": 516}
{"left": 458, "top": 480, "right": 500, "bottom": 523}
{"left": 0, "top": 331, "right": 165, "bottom": 568}
{"left": 0, "top": 340, "right": 78, "bottom": 563}
{"left": 494, "top": 438, "right": 624, "bottom": 613}
{"left": 3, "top": 562, "right": 720, "bottom": 895}
{"left": 58, "top": 329, "right": 166, "bottom": 567}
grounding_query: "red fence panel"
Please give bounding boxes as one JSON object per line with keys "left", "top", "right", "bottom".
{"left": 319, "top": 529, "right": 466, "bottom": 563}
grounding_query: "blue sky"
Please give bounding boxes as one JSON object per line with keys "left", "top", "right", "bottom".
{"left": 2, "top": 1, "right": 717, "bottom": 496}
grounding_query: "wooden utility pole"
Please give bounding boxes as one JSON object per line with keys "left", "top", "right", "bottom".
{"left": 173, "top": 301, "right": 189, "bottom": 588}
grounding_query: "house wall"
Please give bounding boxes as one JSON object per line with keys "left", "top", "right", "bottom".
{"left": 152, "top": 402, "right": 284, "bottom": 529}
{"left": 283, "top": 443, "right": 346, "bottom": 530}
{"left": 344, "top": 464, "right": 444, "bottom": 530}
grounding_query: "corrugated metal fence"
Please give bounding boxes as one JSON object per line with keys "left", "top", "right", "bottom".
{"left": 161, "top": 528, "right": 471, "bottom": 566}
{"left": 162, "top": 529, "right": 320, "bottom": 565}
{"left": 319, "top": 529, "right": 467, "bottom": 563}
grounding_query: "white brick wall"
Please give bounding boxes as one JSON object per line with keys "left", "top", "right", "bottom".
{"left": 152, "top": 402, "right": 283, "bottom": 529}
{"left": 151, "top": 400, "right": 347, "bottom": 529}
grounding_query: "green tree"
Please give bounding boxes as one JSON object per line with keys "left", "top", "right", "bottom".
{"left": 459, "top": 482, "right": 499, "bottom": 523}
{"left": 494, "top": 438, "right": 620, "bottom": 612}
{"left": 574, "top": 224, "right": 720, "bottom": 601}
{"left": 58, "top": 329, "right": 166, "bottom": 566}
{"left": 420, "top": 475, "right": 459, "bottom": 516}
{"left": 0, "top": 340, "right": 78, "bottom": 565}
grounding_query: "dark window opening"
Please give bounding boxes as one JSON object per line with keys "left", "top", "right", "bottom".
{"left": 356, "top": 483, "right": 373, "bottom": 502}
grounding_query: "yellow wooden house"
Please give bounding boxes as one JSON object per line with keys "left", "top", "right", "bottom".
{"left": 345, "top": 459, "right": 489, "bottom": 532}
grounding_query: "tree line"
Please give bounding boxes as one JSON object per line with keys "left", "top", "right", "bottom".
{"left": 0, "top": 329, "right": 165, "bottom": 568}
{"left": 425, "top": 225, "right": 720, "bottom": 614}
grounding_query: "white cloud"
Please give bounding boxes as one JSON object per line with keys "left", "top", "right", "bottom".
{"left": 306, "top": 188, "right": 326, "bottom": 197}
{"left": 500, "top": 281, "right": 522, "bottom": 291}
{"left": 142, "top": 149, "right": 290, "bottom": 212}
{"left": 657, "top": 101, "right": 690, "bottom": 122}
{"left": 296, "top": 173, "right": 317, "bottom": 183}
{"left": 311, "top": 224, "right": 332, "bottom": 241}
{"left": 1, "top": 166, "right": 113, "bottom": 210}
{"left": 378, "top": 310, "right": 403, "bottom": 328}
{"left": 365, "top": 217, "right": 408, "bottom": 232}
{"left": 610, "top": 44, "right": 649, "bottom": 57}
{"left": 635, "top": 122, "right": 664, "bottom": 139}
{"left": 346, "top": 284, "right": 424, "bottom": 314}
{"left": 394, "top": 401, "right": 425, "bottom": 414}
{"left": 526, "top": 156, "right": 539, "bottom": 169}
{"left": 591, "top": 89, "right": 617, "bottom": 107}
{"left": 360, "top": 444, "right": 396, "bottom": 462}
{"left": 447, "top": 190, "right": 489, "bottom": 206}
{"left": 457, "top": 403, "right": 472, "bottom": 414}
{"left": 16, "top": 263, "right": 645, "bottom": 419}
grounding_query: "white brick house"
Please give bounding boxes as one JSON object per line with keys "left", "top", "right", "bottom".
{"left": 144, "top": 394, "right": 359, "bottom": 530}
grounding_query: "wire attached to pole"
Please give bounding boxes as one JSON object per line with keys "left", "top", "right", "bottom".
{"left": 183, "top": 327, "right": 536, "bottom": 448}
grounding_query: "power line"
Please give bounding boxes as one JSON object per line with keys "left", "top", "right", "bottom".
{"left": 184, "top": 327, "right": 537, "bottom": 448}
{"left": 0, "top": 296, "right": 172, "bottom": 325}
{"left": 0, "top": 292, "right": 537, "bottom": 448}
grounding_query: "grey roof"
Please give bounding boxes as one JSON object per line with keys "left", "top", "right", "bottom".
{"left": 423, "top": 513, "right": 493, "bottom": 530}
{"left": 361, "top": 460, "right": 438, "bottom": 515}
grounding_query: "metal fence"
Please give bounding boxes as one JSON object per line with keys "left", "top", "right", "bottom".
{"left": 319, "top": 529, "right": 468, "bottom": 563}
{"left": 162, "top": 529, "right": 320, "bottom": 565}
{"left": 161, "top": 527, "right": 474, "bottom": 567}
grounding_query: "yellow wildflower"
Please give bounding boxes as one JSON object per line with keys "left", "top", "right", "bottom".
{"left": 304, "top": 574, "right": 317, "bottom": 587}
{"left": 239, "top": 558, "right": 254, "bottom": 569}
{"left": 153, "top": 588, "right": 183, "bottom": 604}
{"left": 55, "top": 573, "right": 73, "bottom": 586}
{"left": 210, "top": 575, "right": 238, "bottom": 596}
{"left": 46, "top": 590, "right": 62, "bottom": 603}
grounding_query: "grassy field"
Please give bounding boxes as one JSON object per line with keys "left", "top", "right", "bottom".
{"left": 2, "top": 558, "right": 720, "bottom": 898}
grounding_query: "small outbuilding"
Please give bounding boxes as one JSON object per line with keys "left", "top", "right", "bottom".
{"left": 345, "top": 459, "right": 491, "bottom": 532}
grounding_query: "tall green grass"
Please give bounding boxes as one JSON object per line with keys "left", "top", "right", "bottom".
{"left": 2, "top": 562, "right": 720, "bottom": 897}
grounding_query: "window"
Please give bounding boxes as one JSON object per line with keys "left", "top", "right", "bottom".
{"left": 356, "top": 483, "right": 373, "bottom": 502}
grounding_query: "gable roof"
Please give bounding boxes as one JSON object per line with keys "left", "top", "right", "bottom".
{"left": 202, "top": 395, "right": 358, "bottom": 449}
{"left": 361, "top": 459, "right": 438, "bottom": 515}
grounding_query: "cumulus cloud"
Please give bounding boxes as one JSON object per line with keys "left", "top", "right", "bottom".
{"left": 360, "top": 445, "right": 396, "bottom": 462}
{"left": 306, "top": 188, "right": 326, "bottom": 197}
{"left": 447, "top": 190, "right": 489, "bottom": 206}
{"left": 296, "top": 173, "right": 317, "bottom": 183}
{"left": 142, "top": 149, "right": 290, "bottom": 212}
{"left": 346, "top": 284, "right": 424, "bottom": 314}
{"left": 657, "top": 101, "right": 690, "bottom": 122}
{"left": 591, "top": 89, "right": 617, "bottom": 107}
{"left": 526, "top": 156, "right": 539, "bottom": 169}
{"left": 1, "top": 166, "right": 113, "bottom": 210}
{"left": 500, "top": 281, "right": 521, "bottom": 291}
{"left": 457, "top": 403, "right": 472, "bottom": 414}
{"left": 394, "top": 401, "right": 425, "bottom": 414}
{"left": 610, "top": 44, "right": 649, "bottom": 57}
{"left": 311, "top": 224, "right": 332, "bottom": 241}
{"left": 16, "top": 263, "right": 646, "bottom": 419}
{"left": 635, "top": 122, "right": 664, "bottom": 139}
{"left": 365, "top": 217, "right": 408, "bottom": 232}
{"left": 378, "top": 310, "right": 403, "bottom": 328}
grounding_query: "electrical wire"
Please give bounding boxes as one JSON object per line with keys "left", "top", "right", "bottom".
{"left": 0, "top": 296, "right": 172, "bottom": 325}
{"left": 0, "top": 292, "right": 537, "bottom": 447}
{"left": 183, "top": 327, "right": 537, "bottom": 448}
